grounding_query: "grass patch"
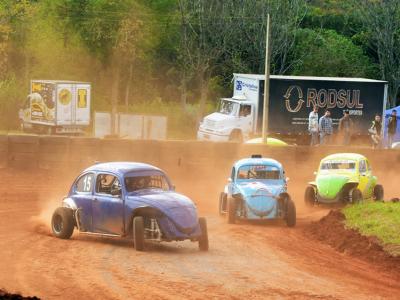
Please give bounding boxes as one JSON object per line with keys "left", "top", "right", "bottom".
{"left": 343, "top": 202, "right": 400, "bottom": 254}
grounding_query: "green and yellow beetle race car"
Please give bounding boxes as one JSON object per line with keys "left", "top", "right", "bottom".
{"left": 305, "top": 153, "right": 384, "bottom": 205}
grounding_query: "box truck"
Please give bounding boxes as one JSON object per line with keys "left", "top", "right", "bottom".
{"left": 197, "top": 74, "right": 388, "bottom": 144}
{"left": 19, "top": 80, "right": 91, "bottom": 135}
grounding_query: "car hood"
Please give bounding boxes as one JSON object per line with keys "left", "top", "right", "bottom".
{"left": 203, "top": 112, "right": 236, "bottom": 128}
{"left": 236, "top": 181, "right": 283, "bottom": 198}
{"left": 236, "top": 181, "right": 284, "bottom": 217}
{"left": 316, "top": 174, "right": 352, "bottom": 199}
{"left": 126, "top": 190, "right": 198, "bottom": 228}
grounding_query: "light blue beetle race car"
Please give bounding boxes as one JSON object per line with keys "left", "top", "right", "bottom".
{"left": 219, "top": 155, "right": 296, "bottom": 227}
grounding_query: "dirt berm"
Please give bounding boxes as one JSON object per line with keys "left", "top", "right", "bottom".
{"left": 305, "top": 210, "right": 400, "bottom": 275}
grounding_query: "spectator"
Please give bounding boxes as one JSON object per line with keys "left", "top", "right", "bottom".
{"left": 369, "top": 114, "right": 382, "bottom": 149}
{"left": 387, "top": 109, "right": 397, "bottom": 148}
{"left": 338, "top": 110, "right": 353, "bottom": 145}
{"left": 319, "top": 110, "right": 333, "bottom": 145}
{"left": 308, "top": 106, "right": 319, "bottom": 146}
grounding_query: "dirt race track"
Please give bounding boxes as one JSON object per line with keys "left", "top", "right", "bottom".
{"left": 0, "top": 153, "right": 400, "bottom": 299}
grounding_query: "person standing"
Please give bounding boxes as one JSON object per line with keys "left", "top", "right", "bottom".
{"left": 338, "top": 110, "right": 353, "bottom": 145}
{"left": 308, "top": 106, "right": 319, "bottom": 146}
{"left": 387, "top": 109, "right": 397, "bottom": 148}
{"left": 319, "top": 110, "right": 333, "bottom": 145}
{"left": 369, "top": 114, "right": 382, "bottom": 149}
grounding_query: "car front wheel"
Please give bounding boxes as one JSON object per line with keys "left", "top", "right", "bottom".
{"left": 304, "top": 186, "right": 316, "bottom": 207}
{"left": 51, "top": 207, "right": 75, "bottom": 239}
{"left": 198, "top": 217, "right": 209, "bottom": 251}
{"left": 285, "top": 198, "right": 296, "bottom": 227}
{"left": 133, "top": 216, "right": 145, "bottom": 251}
{"left": 352, "top": 189, "right": 363, "bottom": 204}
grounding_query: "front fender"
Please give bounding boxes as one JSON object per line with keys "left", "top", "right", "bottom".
{"left": 308, "top": 181, "right": 317, "bottom": 187}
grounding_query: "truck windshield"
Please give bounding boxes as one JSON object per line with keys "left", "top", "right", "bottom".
{"left": 125, "top": 175, "right": 170, "bottom": 192}
{"left": 237, "top": 165, "right": 281, "bottom": 180}
{"left": 320, "top": 160, "right": 356, "bottom": 171}
{"left": 219, "top": 100, "right": 238, "bottom": 115}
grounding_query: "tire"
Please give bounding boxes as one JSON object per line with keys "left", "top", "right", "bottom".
{"left": 219, "top": 192, "right": 227, "bottom": 215}
{"left": 373, "top": 184, "right": 384, "bottom": 201}
{"left": 351, "top": 189, "right": 363, "bottom": 204}
{"left": 51, "top": 207, "right": 75, "bottom": 239}
{"left": 229, "top": 130, "right": 243, "bottom": 143}
{"left": 227, "top": 197, "right": 237, "bottom": 224}
{"left": 285, "top": 198, "right": 296, "bottom": 227}
{"left": 133, "top": 216, "right": 145, "bottom": 251}
{"left": 198, "top": 217, "right": 209, "bottom": 251}
{"left": 304, "top": 186, "right": 316, "bottom": 207}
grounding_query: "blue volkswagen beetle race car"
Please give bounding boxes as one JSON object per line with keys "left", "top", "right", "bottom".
{"left": 219, "top": 155, "right": 296, "bottom": 227}
{"left": 51, "top": 162, "right": 208, "bottom": 251}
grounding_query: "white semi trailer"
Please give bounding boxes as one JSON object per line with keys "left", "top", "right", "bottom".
{"left": 19, "top": 80, "right": 91, "bottom": 135}
{"left": 197, "top": 73, "right": 387, "bottom": 143}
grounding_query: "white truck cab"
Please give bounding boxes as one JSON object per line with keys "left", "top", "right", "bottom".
{"left": 197, "top": 96, "right": 254, "bottom": 142}
{"left": 198, "top": 74, "right": 261, "bottom": 142}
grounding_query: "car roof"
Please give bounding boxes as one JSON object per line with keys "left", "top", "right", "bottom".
{"left": 84, "top": 162, "right": 162, "bottom": 176}
{"left": 321, "top": 153, "right": 366, "bottom": 161}
{"left": 234, "top": 157, "right": 283, "bottom": 169}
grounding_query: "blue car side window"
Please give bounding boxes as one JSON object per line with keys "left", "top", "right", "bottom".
{"left": 75, "top": 173, "right": 94, "bottom": 193}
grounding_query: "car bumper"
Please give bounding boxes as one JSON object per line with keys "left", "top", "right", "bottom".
{"left": 197, "top": 129, "right": 230, "bottom": 142}
{"left": 158, "top": 217, "right": 202, "bottom": 241}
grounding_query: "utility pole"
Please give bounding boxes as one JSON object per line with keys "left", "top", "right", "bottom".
{"left": 262, "top": 14, "right": 271, "bottom": 144}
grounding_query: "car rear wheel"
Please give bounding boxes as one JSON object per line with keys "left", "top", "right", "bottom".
{"left": 133, "top": 216, "right": 145, "bottom": 251}
{"left": 304, "top": 186, "right": 316, "bottom": 207}
{"left": 351, "top": 189, "right": 363, "bottom": 204}
{"left": 227, "top": 197, "right": 237, "bottom": 224}
{"left": 198, "top": 217, "right": 209, "bottom": 251}
{"left": 285, "top": 198, "right": 296, "bottom": 227}
{"left": 373, "top": 184, "right": 384, "bottom": 201}
{"left": 219, "top": 192, "right": 227, "bottom": 215}
{"left": 51, "top": 207, "right": 75, "bottom": 239}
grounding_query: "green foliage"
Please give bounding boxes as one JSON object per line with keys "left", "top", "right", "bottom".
{"left": 344, "top": 202, "right": 400, "bottom": 255}
{"left": 0, "top": 0, "right": 398, "bottom": 133}
{"left": 291, "top": 29, "right": 377, "bottom": 77}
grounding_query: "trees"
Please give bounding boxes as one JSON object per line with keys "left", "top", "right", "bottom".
{"left": 291, "top": 28, "right": 374, "bottom": 77}
{"left": 357, "top": 0, "right": 400, "bottom": 106}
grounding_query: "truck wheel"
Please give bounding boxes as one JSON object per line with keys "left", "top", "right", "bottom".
{"left": 198, "top": 217, "right": 209, "bottom": 251}
{"left": 373, "top": 184, "right": 384, "bottom": 201}
{"left": 304, "top": 186, "right": 316, "bottom": 207}
{"left": 51, "top": 207, "right": 75, "bottom": 239}
{"left": 229, "top": 130, "right": 243, "bottom": 143}
{"left": 351, "top": 189, "right": 363, "bottom": 204}
{"left": 227, "top": 197, "right": 237, "bottom": 224}
{"left": 133, "top": 216, "right": 145, "bottom": 251}
{"left": 285, "top": 198, "right": 296, "bottom": 227}
{"left": 219, "top": 192, "right": 227, "bottom": 215}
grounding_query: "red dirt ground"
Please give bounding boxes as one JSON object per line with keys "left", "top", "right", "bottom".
{"left": 305, "top": 210, "right": 400, "bottom": 275}
{"left": 0, "top": 159, "right": 399, "bottom": 299}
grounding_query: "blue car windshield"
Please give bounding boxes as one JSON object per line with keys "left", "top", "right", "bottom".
{"left": 237, "top": 165, "right": 281, "bottom": 180}
{"left": 125, "top": 174, "right": 170, "bottom": 192}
